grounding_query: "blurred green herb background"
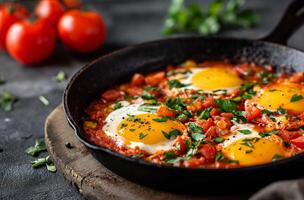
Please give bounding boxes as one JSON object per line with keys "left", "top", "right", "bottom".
{"left": 162, "top": 0, "right": 259, "bottom": 36}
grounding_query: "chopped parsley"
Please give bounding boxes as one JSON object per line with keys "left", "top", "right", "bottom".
{"left": 131, "top": 153, "right": 144, "bottom": 159}
{"left": 54, "top": 71, "right": 67, "bottom": 82}
{"left": 168, "top": 79, "right": 190, "bottom": 89}
{"left": 137, "top": 105, "right": 158, "bottom": 112}
{"left": 262, "top": 109, "right": 273, "bottom": 115}
{"left": 113, "top": 102, "right": 123, "bottom": 110}
{"left": 215, "top": 152, "right": 225, "bottom": 161}
{"left": 272, "top": 154, "right": 284, "bottom": 161}
{"left": 238, "top": 129, "right": 252, "bottom": 135}
{"left": 153, "top": 116, "right": 172, "bottom": 122}
{"left": 162, "top": 129, "right": 182, "bottom": 139}
{"left": 290, "top": 94, "right": 303, "bottom": 102}
{"left": 215, "top": 99, "right": 237, "bottom": 113}
{"left": 25, "top": 140, "right": 46, "bottom": 157}
{"left": 240, "top": 138, "right": 255, "bottom": 148}
{"left": 198, "top": 107, "right": 212, "bottom": 119}
{"left": 31, "top": 156, "right": 56, "bottom": 172}
{"left": 260, "top": 130, "right": 279, "bottom": 138}
{"left": 39, "top": 96, "right": 49, "bottom": 106}
{"left": 142, "top": 90, "right": 156, "bottom": 100}
{"left": 277, "top": 107, "right": 286, "bottom": 115}
{"left": 164, "top": 151, "right": 183, "bottom": 163}
{"left": 214, "top": 137, "right": 224, "bottom": 143}
{"left": 139, "top": 133, "right": 148, "bottom": 140}
{"left": 188, "top": 123, "right": 205, "bottom": 141}
{"left": 0, "top": 91, "right": 17, "bottom": 111}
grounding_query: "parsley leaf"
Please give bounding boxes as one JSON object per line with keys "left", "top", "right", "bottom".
{"left": 168, "top": 79, "right": 189, "bottom": 89}
{"left": 153, "top": 116, "right": 172, "bottom": 122}
{"left": 215, "top": 99, "right": 237, "bottom": 113}
{"left": 54, "top": 71, "right": 67, "bottom": 82}
{"left": 277, "top": 107, "right": 287, "bottom": 115}
{"left": 290, "top": 94, "right": 303, "bottom": 102}
{"left": 162, "top": 129, "right": 182, "bottom": 139}
{"left": 131, "top": 153, "right": 144, "bottom": 159}
{"left": 198, "top": 107, "right": 212, "bottom": 119}
{"left": 139, "top": 133, "right": 148, "bottom": 140}
{"left": 0, "top": 91, "right": 17, "bottom": 111}
{"left": 46, "top": 163, "right": 57, "bottom": 173}
{"left": 113, "top": 102, "right": 123, "bottom": 110}
{"left": 260, "top": 130, "right": 279, "bottom": 138}
{"left": 25, "top": 140, "right": 46, "bottom": 157}
{"left": 272, "top": 154, "right": 284, "bottom": 162}
{"left": 238, "top": 129, "right": 251, "bottom": 135}
{"left": 215, "top": 151, "right": 225, "bottom": 161}
{"left": 214, "top": 137, "right": 224, "bottom": 143}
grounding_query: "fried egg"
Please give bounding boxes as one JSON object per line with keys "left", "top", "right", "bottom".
{"left": 103, "top": 104, "right": 185, "bottom": 154}
{"left": 220, "top": 123, "right": 286, "bottom": 166}
{"left": 252, "top": 82, "right": 304, "bottom": 114}
{"left": 170, "top": 66, "right": 243, "bottom": 93}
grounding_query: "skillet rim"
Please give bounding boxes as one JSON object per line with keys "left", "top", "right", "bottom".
{"left": 63, "top": 36, "right": 304, "bottom": 173}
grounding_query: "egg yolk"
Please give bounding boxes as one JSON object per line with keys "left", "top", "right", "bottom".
{"left": 222, "top": 137, "right": 285, "bottom": 166}
{"left": 117, "top": 114, "right": 185, "bottom": 144}
{"left": 256, "top": 82, "right": 304, "bottom": 113}
{"left": 191, "top": 67, "right": 243, "bottom": 90}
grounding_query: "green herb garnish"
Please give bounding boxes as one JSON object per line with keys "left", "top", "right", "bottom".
{"left": 260, "top": 130, "right": 279, "bottom": 138}
{"left": 113, "top": 102, "right": 123, "bottom": 110}
{"left": 139, "top": 133, "right": 148, "bottom": 140}
{"left": 54, "top": 71, "right": 67, "bottom": 82}
{"left": 0, "top": 91, "right": 17, "bottom": 111}
{"left": 25, "top": 140, "right": 46, "bottom": 157}
{"left": 214, "top": 137, "right": 224, "bottom": 143}
{"left": 168, "top": 79, "right": 189, "bottom": 89}
{"left": 277, "top": 107, "right": 286, "bottom": 115}
{"left": 290, "top": 94, "right": 303, "bottom": 102}
{"left": 215, "top": 151, "right": 225, "bottom": 161}
{"left": 39, "top": 96, "right": 49, "bottom": 106}
{"left": 238, "top": 129, "right": 251, "bottom": 135}
{"left": 162, "top": 129, "right": 182, "bottom": 139}
{"left": 272, "top": 154, "right": 284, "bottom": 161}
{"left": 46, "top": 163, "right": 57, "bottom": 173}
{"left": 31, "top": 156, "right": 50, "bottom": 168}
{"left": 131, "top": 153, "right": 144, "bottom": 159}
{"left": 153, "top": 116, "right": 172, "bottom": 122}
{"left": 137, "top": 105, "right": 158, "bottom": 112}
{"left": 198, "top": 107, "right": 212, "bottom": 119}
{"left": 162, "top": 0, "right": 259, "bottom": 36}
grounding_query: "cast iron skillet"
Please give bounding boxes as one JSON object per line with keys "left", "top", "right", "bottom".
{"left": 64, "top": 0, "right": 304, "bottom": 194}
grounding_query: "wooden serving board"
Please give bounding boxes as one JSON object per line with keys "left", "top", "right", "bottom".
{"left": 45, "top": 105, "right": 248, "bottom": 200}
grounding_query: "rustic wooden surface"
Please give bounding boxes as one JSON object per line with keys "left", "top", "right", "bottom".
{"left": 44, "top": 105, "right": 249, "bottom": 200}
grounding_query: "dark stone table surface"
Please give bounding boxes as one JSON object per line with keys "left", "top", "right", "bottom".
{"left": 0, "top": 0, "right": 303, "bottom": 199}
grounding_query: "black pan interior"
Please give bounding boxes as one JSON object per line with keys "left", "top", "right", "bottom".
{"left": 64, "top": 37, "right": 304, "bottom": 193}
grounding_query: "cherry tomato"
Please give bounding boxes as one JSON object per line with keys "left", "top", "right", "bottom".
{"left": 63, "top": 0, "right": 82, "bottom": 8}
{"left": 0, "top": 3, "right": 29, "bottom": 50}
{"left": 58, "top": 9, "right": 106, "bottom": 53}
{"left": 35, "top": 0, "right": 65, "bottom": 26}
{"left": 6, "top": 18, "right": 56, "bottom": 65}
{"left": 291, "top": 136, "right": 304, "bottom": 149}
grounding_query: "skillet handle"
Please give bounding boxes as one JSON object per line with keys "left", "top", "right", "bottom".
{"left": 261, "top": 0, "right": 304, "bottom": 45}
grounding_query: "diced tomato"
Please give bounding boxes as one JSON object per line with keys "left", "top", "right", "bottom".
{"left": 291, "top": 136, "right": 304, "bottom": 149}
{"left": 279, "top": 130, "right": 302, "bottom": 142}
{"left": 245, "top": 104, "right": 262, "bottom": 121}
{"left": 157, "top": 106, "right": 176, "bottom": 118}
{"left": 101, "top": 89, "right": 122, "bottom": 101}
{"left": 205, "top": 126, "right": 217, "bottom": 138}
{"left": 145, "top": 71, "right": 165, "bottom": 86}
{"left": 131, "top": 73, "right": 145, "bottom": 86}
{"left": 289, "top": 72, "right": 304, "bottom": 83}
{"left": 215, "top": 117, "right": 232, "bottom": 130}
{"left": 126, "top": 86, "right": 143, "bottom": 96}
{"left": 175, "top": 136, "right": 186, "bottom": 155}
{"left": 183, "top": 157, "right": 205, "bottom": 168}
{"left": 221, "top": 112, "right": 234, "bottom": 118}
{"left": 199, "top": 144, "right": 216, "bottom": 162}
{"left": 201, "top": 96, "right": 216, "bottom": 109}
{"left": 199, "top": 118, "right": 214, "bottom": 132}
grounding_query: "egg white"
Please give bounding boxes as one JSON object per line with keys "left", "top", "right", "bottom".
{"left": 221, "top": 123, "right": 260, "bottom": 148}
{"left": 103, "top": 104, "right": 176, "bottom": 154}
